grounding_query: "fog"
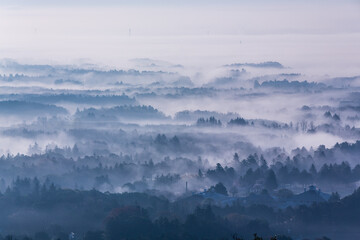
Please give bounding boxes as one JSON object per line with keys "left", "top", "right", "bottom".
{"left": 0, "top": 1, "right": 360, "bottom": 240}
{"left": 1, "top": 2, "right": 359, "bottom": 77}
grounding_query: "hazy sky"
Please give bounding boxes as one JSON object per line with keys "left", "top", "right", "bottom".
{"left": 0, "top": 1, "right": 359, "bottom": 76}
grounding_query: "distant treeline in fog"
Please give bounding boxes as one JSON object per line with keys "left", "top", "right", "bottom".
{"left": 0, "top": 60, "right": 359, "bottom": 239}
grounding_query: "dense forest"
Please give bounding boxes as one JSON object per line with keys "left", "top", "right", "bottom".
{"left": 0, "top": 60, "right": 359, "bottom": 239}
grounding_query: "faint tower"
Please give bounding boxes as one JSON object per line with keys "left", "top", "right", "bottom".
{"left": 129, "top": 28, "right": 131, "bottom": 37}
{"left": 186, "top": 181, "right": 188, "bottom": 193}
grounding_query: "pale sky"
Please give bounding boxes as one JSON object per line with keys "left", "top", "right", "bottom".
{"left": 0, "top": 1, "right": 359, "bottom": 76}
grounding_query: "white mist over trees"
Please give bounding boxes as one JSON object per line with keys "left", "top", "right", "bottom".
{"left": 0, "top": 0, "right": 359, "bottom": 239}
